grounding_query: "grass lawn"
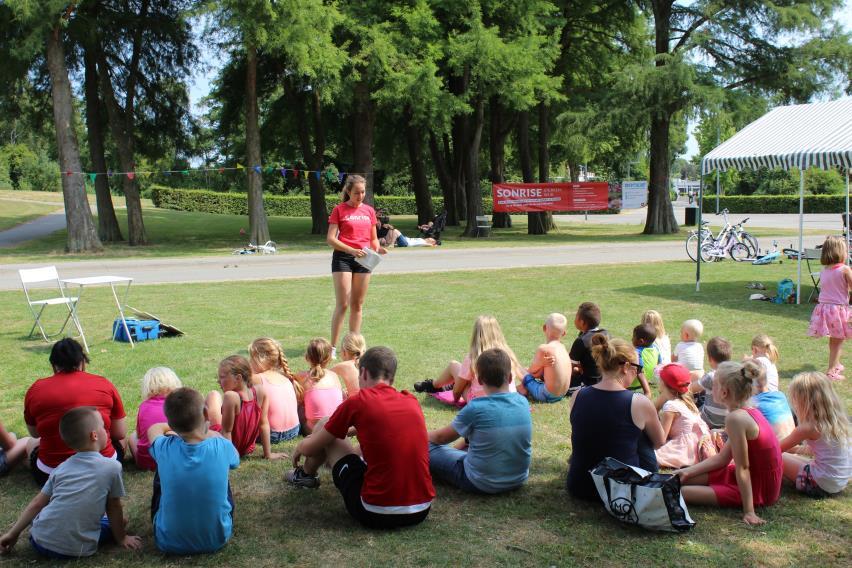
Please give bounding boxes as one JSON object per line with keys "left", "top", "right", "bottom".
{"left": 0, "top": 204, "right": 808, "bottom": 264}
{"left": 0, "top": 260, "right": 848, "bottom": 566}
{"left": 0, "top": 198, "right": 60, "bottom": 232}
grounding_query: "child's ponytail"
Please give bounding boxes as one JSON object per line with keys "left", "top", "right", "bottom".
{"left": 305, "top": 338, "right": 333, "bottom": 383}
{"left": 716, "top": 360, "right": 761, "bottom": 406}
{"left": 751, "top": 334, "right": 779, "bottom": 363}
{"left": 219, "top": 355, "right": 252, "bottom": 386}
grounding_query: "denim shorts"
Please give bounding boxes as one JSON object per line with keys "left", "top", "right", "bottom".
{"left": 270, "top": 425, "right": 300, "bottom": 444}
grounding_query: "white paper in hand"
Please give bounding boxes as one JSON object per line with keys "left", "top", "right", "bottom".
{"left": 354, "top": 248, "right": 382, "bottom": 271}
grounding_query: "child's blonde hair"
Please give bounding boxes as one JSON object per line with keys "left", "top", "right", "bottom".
{"left": 820, "top": 235, "right": 848, "bottom": 265}
{"left": 141, "top": 367, "right": 181, "bottom": 399}
{"left": 340, "top": 332, "right": 366, "bottom": 360}
{"left": 642, "top": 310, "right": 666, "bottom": 339}
{"left": 788, "top": 372, "right": 849, "bottom": 444}
{"left": 219, "top": 355, "right": 252, "bottom": 387}
{"left": 751, "top": 334, "right": 779, "bottom": 363}
{"left": 249, "top": 337, "right": 296, "bottom": 380}
{"left": 305, "top": 338, "right": 333, "bottom": 382}
{"left": 659, "top": 378, "right": 699, "bottom": 414}
{"left": 681, "top": 319, "right": 704, "bottom": 341}
{"left": 714, "top": 360, "right": 762, "bottom": 407}
{"left": 545, "top": 313, "right": 568, "bottom": 333}
{"left": 468, "top": 316, "right": 525, "bottom": 380}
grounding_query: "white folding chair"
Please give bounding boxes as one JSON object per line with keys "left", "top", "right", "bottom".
{"left": 19, "top": 266, "right": 87, "bottom": 351}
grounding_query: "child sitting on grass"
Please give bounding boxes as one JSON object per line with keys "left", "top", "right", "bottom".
{"left": 298, "top": 338, "right": 344, "bottom": 434}
{"left": 428, "top": 349, "right": 532, "bottom": 493}
{"left": 206, "top": 355, "right": 285, "bottom": 460}
{"left": 128, "top": 367, "right": 182, "bottom": 471}
{"left": 692, "top": 337, "right": 732, "bottom": 430}
{"left": 748, "top": 334, "right": 780, "bottom": 392}
{"left": 569, "top": 302, "right": 609, "bottom": 390}
{"left": 751, "top": 364, "right": 795, "bottom": 441}
{"left": 677, "top": 360, "right": 782, "bottom": 526}
{"left": 415, "top": 315, "right": 524, "bottom": 405}
{"left": 518, "top": 313, "right": 572, "bottom": 403}
{"left": 148, "top": 388, "right": 241, "bottom": 554}
{"left": 249, "top": 338, "right": 300, "bottom": 443}
{"left": 0, "top": 407, "right": 141, "bottom": 558}
{"left": 630, "top": 324, "right": 657, "bottom": 397}
{"left": 673, "top": 319, "right": 705, "bottom": 380}
{"left": 331, "top": 332, "right": 366, "bottom": 398}
{"left": 0, "top": 417, "right": 31, "bottom": 476}
{"left": 780, "top": 372, "right": 851, "bottom": 498}
{"left": 642, "top": 310, "right": 672, "bottom": 364}
{"left": 655, "top": 364, "right": 713, "bottom": 468}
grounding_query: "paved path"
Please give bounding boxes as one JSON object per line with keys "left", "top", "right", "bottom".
{"left": 0, "top": 232, "right": 826, "bottom": 291}
{"left": 0, "top": 213, "right": 66, "bottom": 248}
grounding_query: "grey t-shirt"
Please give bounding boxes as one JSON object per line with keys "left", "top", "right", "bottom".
{"left": 31, "top": 451, "right": 125, "bottom": 557}
{"left": 698, "top": 370, "right": 728, "bottom": 429}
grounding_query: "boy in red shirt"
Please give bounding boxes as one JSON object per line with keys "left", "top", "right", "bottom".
{"left": 287, "top": 346, "right": 435, "bottom": 529}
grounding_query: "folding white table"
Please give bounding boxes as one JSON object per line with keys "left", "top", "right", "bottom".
{"left": 61, "top": 276, "right": 134, "bottom": 351}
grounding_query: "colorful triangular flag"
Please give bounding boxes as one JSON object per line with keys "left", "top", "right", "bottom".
{"left": 314, "top": 171, "right": 321, "bottom": 181}
{"left": 253, "top": 165, "right": 261, "bottom": 174}
{"left": 88, "top": 173, "right": 97, "bottom": 184}
{"left": 280, "top": 168, "right": 287, "bottom": 177}
{"left": 338, "top": 172, "right": 346, "bottom": 182}
{"left": 127, "top": 172, "right": 135, "bottom": 180}
{"left": 236, "top": 163, "right": 245, "bottom": 170}
{"left": 218, "top": 167, "right": 225, "bottom": 174}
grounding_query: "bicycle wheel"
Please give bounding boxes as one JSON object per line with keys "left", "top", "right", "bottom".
{"left": 741, "top": 232, "right": 759, "bottom": 256}
{"left": 730, "top": 242, "right": 751, "bottom": 262}
{"left": 686, "top": 234, "right": 702, "bottom": 261}
{"left": 700, "top": 242, "right": 718, "bottom": 263}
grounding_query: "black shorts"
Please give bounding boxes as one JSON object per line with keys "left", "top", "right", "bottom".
{"left": 331, "top": 250, "right": 371, "bottom": 274}
{"left": 331, "top": 454, "right": 430, "bottom": 530}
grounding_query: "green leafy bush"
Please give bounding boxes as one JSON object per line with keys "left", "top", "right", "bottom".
{"left": 0, "top": 144, "right": 60, "bottom": 192}
{"left": 701, "top": 194, "right": 850, "bottom": 214}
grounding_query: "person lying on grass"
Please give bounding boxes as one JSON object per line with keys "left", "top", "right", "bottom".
{"left": 286, "top": 346, "right": 435, "bottom": 530}
{"left": 0, "top": 407, "right": 141, "bottom": 559}
{"left": 428, "top": 348, "right": 532, "bottom": 493}
{"left": 517, "top": 313, "right": 572, "bottom": 403}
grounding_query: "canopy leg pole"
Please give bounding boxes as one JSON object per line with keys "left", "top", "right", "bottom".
{"left": 847, "top": 168, "right": 850, "bottom": 265}
{"left": 797, "top": 170, "right": 804, "bottom": 305}
{"left": 715, "top": 170, "right": 720, "bottom": 214}
{"left": 696, "top": 175, "right": 703, "bottom": 292}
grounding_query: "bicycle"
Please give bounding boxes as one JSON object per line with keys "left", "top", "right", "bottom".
{"left": 685, "top": 209, "right": 759, "bottom": 262}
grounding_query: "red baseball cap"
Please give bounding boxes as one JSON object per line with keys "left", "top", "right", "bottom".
{"left": 660, "top": 363, "right": 691, "bottom": 393}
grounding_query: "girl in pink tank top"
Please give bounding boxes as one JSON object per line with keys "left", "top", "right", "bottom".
{"left": 676, "top": 360, "right": 782, "bottom": 526}
{"left": 298, "top": 338, "right": 343, "bottom": 433}
{"left": 206, "top": 355, "right": 286, "bottom": 460}
{"left": 807, "top": 236, "right": 852, "bottom": 380}
{"left": 250, "top": 338, "right": 301, "bottom": 442}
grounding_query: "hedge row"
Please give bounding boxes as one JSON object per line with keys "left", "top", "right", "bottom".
{"left": 150, "top": 186, "right": 500, "bottom": 216}
{"left": 700, "top": 194, "right": 850, "bottom": 214}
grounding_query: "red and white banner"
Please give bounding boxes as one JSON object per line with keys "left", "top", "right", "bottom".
{"left": 492, "top": 182, "right": 609, "bottom": 213}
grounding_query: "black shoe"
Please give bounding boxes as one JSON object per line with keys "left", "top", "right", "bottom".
{"left": 285, "top": 466, "right": 320, "bottom": 489}
{"left": 414, "top": 379, "right": 438, "bottom": 393}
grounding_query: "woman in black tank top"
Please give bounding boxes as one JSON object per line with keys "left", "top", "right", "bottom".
{"left": 566, "top": 335, "right": 666, "bottom": 500}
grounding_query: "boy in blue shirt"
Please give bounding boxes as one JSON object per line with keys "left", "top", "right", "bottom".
{"left": 148, "top": 388, "right": 240, "bottom": 555}
{"left": 428, "top": 348, "right": 532, "bottom": 494}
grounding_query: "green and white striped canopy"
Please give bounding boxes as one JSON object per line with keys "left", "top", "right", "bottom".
{"left": 702, "top": 98, "right": 852, "bottom": 175}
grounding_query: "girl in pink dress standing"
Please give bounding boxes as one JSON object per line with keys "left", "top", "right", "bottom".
{"left": 808, "top": 236, "right": 852, "bottom": 381}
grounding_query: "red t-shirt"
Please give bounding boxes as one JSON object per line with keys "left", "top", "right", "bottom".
{"left": 24, "top": 371, "right": 126, "bottom": 468}
{"left": 325, "top": 383, "right": 435, "bottom": 510}
{"left": 328, "top": 202, "right": 377, "bottom": 250}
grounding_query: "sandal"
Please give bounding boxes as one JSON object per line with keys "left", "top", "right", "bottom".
{"left": 746, "top": 282, "right": 766, "bottom": 290}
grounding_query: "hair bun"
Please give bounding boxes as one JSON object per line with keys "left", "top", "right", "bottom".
{"left": 741, "top": 359, "right": 762, "bottom": 383}
{"left": 590, "top": 333, "right": 609, "bottom": 349}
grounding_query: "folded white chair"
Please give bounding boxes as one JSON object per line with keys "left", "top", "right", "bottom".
{"left": 19, "top": 266, "right": 87, "bottom": 350}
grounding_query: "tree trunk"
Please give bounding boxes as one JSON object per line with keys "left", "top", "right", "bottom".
{"left": 644, "top": 1, "right": 679, "bottom": 234}
{"left": 517, "top": 110, "right": 534, "bottom": 182}
{"left": 351, "top": 78, "right": 375, "bottom": 204}
{"left": 489, "top": 97, "right": 511, "bottom": 229}
{"left": 529, "top": 102, "right": 554, "bottom": 234}
{"left": 96, "top": 54, "right": 146, "bottom": 245}
{"left": 429, "top": 132, "right": 457, "bottom": 224}
{"left": 462, "top": 98, "right": 485, "bottom": 237}
{"left": 450, "top": 114, "right": 468, "bottom": 222}
{"left": 405, "top": 107, "right": 433, "bottom": 224}
{"left": 644, "top": 113, "right": 679, "bottom": 233}
{"left": 83, "top": 46, "right": 122, "bottom": 242}
{"left": 46, "top": 26, "right": 102, "bottom": 253}
{"left": 295, "top": 85, "right": 328, "bottom": 235}
{"left": 245, "top": 45, "right": 270, "bottom": 245}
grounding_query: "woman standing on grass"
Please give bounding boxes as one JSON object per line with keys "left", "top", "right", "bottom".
{"left": 327, "top": 175, "right": 386, "bottom": 356}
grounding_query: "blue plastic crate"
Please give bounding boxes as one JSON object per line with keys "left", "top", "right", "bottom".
{"left": 113, "top": 318, "right": 160, "bottom": 342}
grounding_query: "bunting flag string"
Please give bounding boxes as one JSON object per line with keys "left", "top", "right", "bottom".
{"left": 66, "top": 164, "right": 368, "bottom": 182}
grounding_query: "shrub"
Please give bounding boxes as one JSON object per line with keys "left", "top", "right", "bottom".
{"left": 0, "top": 144, "right": 60, "bottom": 192}
{"left": 701, "top": 194, "right": 850, "bottom": 214}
